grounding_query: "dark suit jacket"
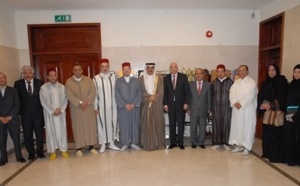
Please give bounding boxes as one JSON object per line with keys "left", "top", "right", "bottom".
{"left": 163, "top": 72, "right": 190, "bottom": 109}
{"left": 189, "top": 80, "right": 211, "bottom": 117}
{"left": 14, "top": 78, "right": 44, "bottom": 119}
{"left": 0, "top": 86, "right": 20, "bottom": 124}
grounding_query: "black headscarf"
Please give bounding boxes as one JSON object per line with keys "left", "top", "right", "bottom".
{"left": 266, "top": 63, "right": 280, "bottom": 82}
{"left": 290, "top": 64, "right": 300, "bottom": 87}
{"left": 265, "top": 64, "right": 283, "bottom": 94}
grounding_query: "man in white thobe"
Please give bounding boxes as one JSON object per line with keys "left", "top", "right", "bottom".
{"left": 93, "top": 59, "right": 120, "bottom": 153}
{"left": 40, "top": 68, "right": 69, "bottom": 160}
{"left": 229, "top": 65, "right": 257, "bottom": 156}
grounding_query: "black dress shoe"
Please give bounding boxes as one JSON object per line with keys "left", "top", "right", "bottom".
{"left": 37, "top": 153, "right": 45, "bottom": 158}
{"left": 28, "top": 154, "right": 35, "bottom": 160}
{"left": 178, "top": 145, "right": 185, "bottom": 150}
{"left": 0, "top": 159, "right": 8, "bottom": 166}
{"left": 168, "top": 144, "right": 177, "bottom": 149}
{"left": 17, "top": 158, "right": 27, "bottom": 163}
{"left": 200, "top": 145, "right": 206, "bottom": 149}
{"left": 261, "top": 155, "right": 267, "bottom": 158}
{"left": 192, "top": 144, "right": 197, "bottom": 149}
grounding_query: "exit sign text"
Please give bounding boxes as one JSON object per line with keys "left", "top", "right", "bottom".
{"left": 55, "top": 15, "right": 71, "bottom": 22}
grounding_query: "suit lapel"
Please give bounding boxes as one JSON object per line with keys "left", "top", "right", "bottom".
{"left": 22, "top": 80, "right": 27, "bottom": 93}
{"left": 167, "top": 74, "right": 173, "bottom": 89}
{"left": 3, "top": 87, "right": 9, "bottom": 99}
{"left": 0, "top": 88, "right": 5, "bottom": 99}
{"left": 33, "top": 79, "right": 37, "bottom": 95}
{"left": 201, "top": 81, "right": 208, "bottom": 96}
{"left": 0, "top": 89, "right": 3, "bottom": 104}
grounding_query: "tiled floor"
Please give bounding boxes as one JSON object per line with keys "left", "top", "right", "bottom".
{"left": 1, "top": 139, "right": 300, "bottom": 186}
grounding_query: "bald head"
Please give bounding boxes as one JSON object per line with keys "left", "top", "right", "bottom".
{"left": 238, "top": 65, "right": 249, "bottom": 79}
{"left": 194, "top": 68, "right": 204, "bottom": 81}
{"left": 0, "top": 72, "right": 6, "bottom": 78}
{"left": 169, "top": 62, "right": 178, "bottom": 74}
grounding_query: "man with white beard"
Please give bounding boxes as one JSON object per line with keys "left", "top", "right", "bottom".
{"left": 93, "top": 59, "right": 120, "bottom": 153}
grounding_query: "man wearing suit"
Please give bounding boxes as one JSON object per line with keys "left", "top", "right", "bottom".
{"left": 0, "top": 72, "right": 26, "bottom": 166}
{"left": 188, "top": 68, "right": 211, "bottom": 149}
{"left": 163, "top": 62, "right": 190, "bottom": 150}
{"left": 14, "top": 65, "right": 45, "bottom": 160}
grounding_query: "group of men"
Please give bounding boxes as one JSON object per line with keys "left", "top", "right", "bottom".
{"left": 164, "top": 63, "right": 257, "bottom": 156}
{"left": 0, "top": 61, "right": 257, "bottom": 166}
{"left": 0, "top": 59, "right": 164, "bottom": 165}
{"left": 203, "top": 64, "right": 257, "bottom": 156}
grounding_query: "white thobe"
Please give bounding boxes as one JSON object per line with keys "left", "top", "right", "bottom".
{"left": 229, "top": 76, "right": 257, "bottom": 150}
{"left": 93, "top": 72, "right": 119, "bottom": 144}
{"left": 40, "top": 82, "right": 68, "bottom": 153}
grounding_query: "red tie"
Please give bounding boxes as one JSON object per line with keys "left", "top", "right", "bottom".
{"left": 172, "top": 75, "right": 176, "bottom": 90}
{"left": 197, "top": 82, "right": 201, "bottom": 95}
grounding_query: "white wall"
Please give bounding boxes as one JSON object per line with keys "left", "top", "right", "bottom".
{"left": 0, "top": 7, "right": 20, "bottom": 85}
{"left": 282, "top": 4, "right": 300, "bottom": 82}
{"left": 14, "top": 9, "right": 260, "bottom": 81}
{"left": 260, "top": 1, "right": 300, "bottom": 81}
{"left": 0, "top": 7, "right": 17, "bottom": 48}
{"left": 260, "top": 0, "right": 300, "bottom": 21}
{"left": 15, "top": 9, "right": 259, "bottom": 48}
{"left": 0, "top": 7, "right": 18, "bottom": 152}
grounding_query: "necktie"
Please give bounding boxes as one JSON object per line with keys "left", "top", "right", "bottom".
{"left": 172, "top": 75, "right": 176, "bottom": 90}
{"left": 197, "top": 82, "right": 201, "bottom": 95}
{"left": 27, "top": 82, "right": 32, "bottom": 95}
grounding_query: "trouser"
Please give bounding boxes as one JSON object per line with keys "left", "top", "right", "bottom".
{"left": 0, "top": 122, "right": 23, "bottom": 160}
{"left": 21, "top": 118, "right": 44, "bottom": 156}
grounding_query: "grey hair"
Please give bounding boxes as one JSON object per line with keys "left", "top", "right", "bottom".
{"left": 21, "top": 65, "right": 34, "bottom": 73}
{"left": 195, "top": 68, "right": 204, "bottom": 73}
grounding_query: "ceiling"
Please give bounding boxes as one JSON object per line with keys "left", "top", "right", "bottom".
{"left": 0, "top": 0, "right": 278, "bottom": 12}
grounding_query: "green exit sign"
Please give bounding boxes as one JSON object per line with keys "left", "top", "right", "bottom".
{"left": 54, "top": 15, "right": 71, "bottom": 22}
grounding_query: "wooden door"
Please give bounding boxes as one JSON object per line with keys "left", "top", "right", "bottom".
{"left": 34, "top": 54, "right": 100, "bottom": 83}
{"left": 257, "top": 13, "right": 284, "bottom": 139}
{"left": 33, "top": 54, "right": 100, "bottom": 140}
{"left": 28, "top": 23, "right": 101, "bottom": 141}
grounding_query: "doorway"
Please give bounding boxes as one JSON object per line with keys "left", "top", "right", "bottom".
{"left": 28, "top": 23, "right": 102, "bottom": 140}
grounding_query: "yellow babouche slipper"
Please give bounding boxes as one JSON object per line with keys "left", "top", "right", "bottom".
{"left": 62, "top": 151, "right": 70, "bottom": 158}
{"left": 49, "top": 153, "right": 56, "bottom": 160}
{"left": 76, "top": 150, "right": 83, "bottom": 157}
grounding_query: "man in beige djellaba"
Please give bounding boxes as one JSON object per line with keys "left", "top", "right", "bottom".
{"left": 139, "top": 63, "right": 165, "bottom": 151}
{"left": 65, "top": 63, "right": 98, "bottom": 157}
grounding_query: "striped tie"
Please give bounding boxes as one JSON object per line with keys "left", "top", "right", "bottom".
{"left": 197, "top": 82, "right": 201, "bottom": 95}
